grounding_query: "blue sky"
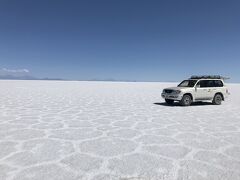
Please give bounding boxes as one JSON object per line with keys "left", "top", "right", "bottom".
{"left": 0, "top": 0, "right": 239, "bottom": 82}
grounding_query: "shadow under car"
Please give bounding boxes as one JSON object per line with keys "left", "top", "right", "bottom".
{"left": 154, "top": 101, "right": 213, "bottom": 107}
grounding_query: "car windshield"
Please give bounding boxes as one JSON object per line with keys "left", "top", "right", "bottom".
{"left": 178, "top": 80, "right": 197, "bottom": 87}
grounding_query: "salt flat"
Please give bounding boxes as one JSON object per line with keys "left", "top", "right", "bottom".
{"left": 0, "top": 80, "right": 240, "bottom": 180}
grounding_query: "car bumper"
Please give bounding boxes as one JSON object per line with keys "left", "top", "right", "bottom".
{"left": 161, "top": 93, "right": 183, "bottom": 101}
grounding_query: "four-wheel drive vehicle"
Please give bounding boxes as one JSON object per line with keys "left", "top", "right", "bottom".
{"left": 161, "top": 76, "right": 230, "bottom": 106}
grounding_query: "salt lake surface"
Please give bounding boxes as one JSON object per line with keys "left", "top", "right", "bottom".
{"left": 0, "top": 80, "right": 240, "bottom": 180}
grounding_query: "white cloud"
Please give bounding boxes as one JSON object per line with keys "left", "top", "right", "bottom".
{"left": 0, "top": 68, "right": 30, "bottom": 77}
{"left": 2, "top": 68, "right": 30, "bottom": 73}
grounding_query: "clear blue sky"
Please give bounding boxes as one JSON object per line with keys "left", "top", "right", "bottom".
{"left": 0, "top": 0, "right": 239, "bottom": 82}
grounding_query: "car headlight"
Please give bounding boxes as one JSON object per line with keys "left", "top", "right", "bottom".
{"left": 173, "top": 90, "right": 181, "bottom": 94}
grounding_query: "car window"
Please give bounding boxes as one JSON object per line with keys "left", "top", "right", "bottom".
{"left": 199, "top": 80, "right": 207, "bottom": 88}
{"left": 208, "top": 80, "right": 215, "bottom": 87}
{"left": 199, "top": 80, "right": 213, "bottom": 88}
{"left": 178, "top": 80, "right": 197, "bottom": 87}
{"left": 196, "top": 81, "right": 200, "bottom": 87}
{"left": 214, "top": 80, "right": 223, "bottom": 87}
{"left": 199, "top": 80, "right": 222, "bottom": 88}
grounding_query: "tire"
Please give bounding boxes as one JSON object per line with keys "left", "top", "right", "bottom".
{"left": 165, "top": 99, "right": 174, "bottom": 105}
{"left": 212, "top": 94, "right": 222, "bottom": 105}
{"left": 180, "top": 94, "right": 192, "bottom": 106}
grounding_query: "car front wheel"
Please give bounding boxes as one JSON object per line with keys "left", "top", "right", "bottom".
{"left": 212, "top": 94, "right": 222, "bottom": 105}
{"left": 180, "top": 95, "right": 192, "bottom": 106}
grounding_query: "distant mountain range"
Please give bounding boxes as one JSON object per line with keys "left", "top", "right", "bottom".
{"left": 0, "top": 68, "right": 64, "bottom": 81}
{"left": 0, "top": 75, "right": 176, "bottom": 82}
{"left": 0, "top": 75, "right": 64, "bottom": 81}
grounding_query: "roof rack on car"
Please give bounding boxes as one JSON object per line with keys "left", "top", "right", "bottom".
{"left": 190, "top": 75, "right": 230, "bottom": 80}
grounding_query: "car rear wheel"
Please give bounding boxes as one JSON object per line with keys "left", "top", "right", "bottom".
{"left": 180, "top": 95, "right": 192, "bottom": 106}
{"left": 165, "top": 99, "right": 174, "bottom": 105}
{"left": 212, "top": 94, "right": 222, "bottom": 105}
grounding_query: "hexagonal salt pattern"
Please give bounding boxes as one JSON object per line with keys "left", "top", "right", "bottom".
{"left": 0, "top": 80, "right": 240, "bottom": 180}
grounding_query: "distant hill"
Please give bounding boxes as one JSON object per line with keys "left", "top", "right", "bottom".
{"left": 0, "top": 68, "right": 65, "bottom": 81}
{"left": 0, "top": 75, "right": 64, "bottom": 81}
{"left": 0, "top": 75, "right": 37, "bottom": 80}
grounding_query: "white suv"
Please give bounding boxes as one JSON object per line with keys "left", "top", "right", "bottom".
{"left": 161, "top": 76, "right": 230, "bottom": 106}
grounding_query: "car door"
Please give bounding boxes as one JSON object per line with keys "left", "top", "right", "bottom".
{"left": 213, "top": 80, "right": 224, "bottom": 95}
{"left": 207, "top": 80, "right": 216, "bottom": 98}
{"left": 195, "top": 80, "right": 213, "bottom": 100}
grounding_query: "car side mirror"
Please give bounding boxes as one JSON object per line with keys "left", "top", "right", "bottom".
{"left": 195, "top": 85, "right": 200, "bottom": 91}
